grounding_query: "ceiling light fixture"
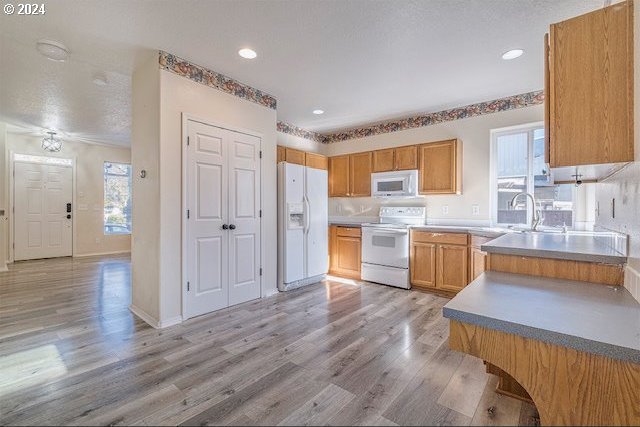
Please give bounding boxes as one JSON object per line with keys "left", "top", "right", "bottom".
{"left": 312, "top": 109, "right": 324, "bottom": 115}
{"left": 92, "top": 72, "right": 108, "bottom": 86}
{"left": 501, "top": 49, "right": 524, "bottom": 60}
{"left": 36, "top": 39, "right": 70, "bottom": 62}
{"left": 238, "top": 48, "right": 257, "bottom": 59}
{"left": 42, "top": 131, "right": 63, "bottom": 152}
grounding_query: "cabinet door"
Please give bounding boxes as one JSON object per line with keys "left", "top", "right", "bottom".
{"left": 437, "top": 244, "right": 468, "bottom": 292}
{"left": 349, "top": 152, "right": 372, "bottom": 197}
{"left": 470, "top": 247, "right": 489, "bottom": 281}
{"left": 372, "top": 149, "right": 395, "bottom": 172}
{"left": 335, "top": 236, "right": 361, "bottom": 279}
{"left": 329, "top": 155, "right": 350, "bottom": 197}
{"left": 410, "top": 242, "right": 436, "bottom": 289}
{"left": 395, "top": 145, "right": 418, "bottom": 170}
{"left": 419, "top": 140, "right": 461, "bottom": 194}
{"left": 277, "top": 145, "right": 286, "bottom": 163}
{"left": 549, "top": 1, "right": 633, "bottom": 167}
{"left": 305, "top": 152, "right": 328, "bottom": 170}
{"left": 285, "top": 147, "right": 306, "bottom": 165}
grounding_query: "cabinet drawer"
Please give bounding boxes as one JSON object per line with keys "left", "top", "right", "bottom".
{"left": 336, "top": 226, "right": 361, "bottom": 238}
{"left": 471, "top": 235, "right": 495, "bottom": 248}
{"left": 411, "top": 230, "right": 468, "bottom": 245}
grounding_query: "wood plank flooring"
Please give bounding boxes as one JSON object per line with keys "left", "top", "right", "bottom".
{"left": 0, "top": 255, "right": 539, "bottom": 426}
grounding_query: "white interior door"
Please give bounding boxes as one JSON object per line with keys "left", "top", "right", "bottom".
{"left": 228, "top": 131, "right": 261, "bottom": 306}
{"left": 185, "top": 119, "right": 261, "bottom": 319}
{"left": 186, "top": 121, "right": 229, "bottom": 318}
{"left": 14, "top": 162, "right": 73, "bottom": 261}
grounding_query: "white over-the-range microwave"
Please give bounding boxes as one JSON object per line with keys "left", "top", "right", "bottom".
{"left": 371, "top": 169, "right": 419, "bottom": 198}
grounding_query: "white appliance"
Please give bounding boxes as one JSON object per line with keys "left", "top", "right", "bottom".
{"left": 371, "top": 169, "right": 419, "bottom": 198}
{"left": 361, "top": 206, "right": 426, "bottom": 289}
{"left": 278, "top": 162, "right": 329, "bottom": 291}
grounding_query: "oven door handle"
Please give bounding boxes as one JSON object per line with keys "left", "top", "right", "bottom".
{"left": 368, "top": 229, "right": 408, "bottom": 235}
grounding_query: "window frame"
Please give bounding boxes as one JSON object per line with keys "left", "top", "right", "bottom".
{"left": 490, "top": 121, "right": 576, "bottom": 229}
{"left": 103, "top": 161, "right": 132, "bottom": 235}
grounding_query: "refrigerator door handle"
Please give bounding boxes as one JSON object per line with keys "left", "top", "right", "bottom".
{"left": 303, "top": 194, "right": 311, "bottom": 233}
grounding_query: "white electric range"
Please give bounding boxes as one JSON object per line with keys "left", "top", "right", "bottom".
{"left": 361, "top": 207, "right": 426, "bottom": 289}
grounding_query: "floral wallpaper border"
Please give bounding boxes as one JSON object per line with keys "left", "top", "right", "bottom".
{"left": 276, "top": 121, "right": 325, "bottom": 143}
{"left": 320, "top": 90, "right": 544, "bottom": 143}
{"left": 159, "top": 51, "right": 277, "bottom": 110}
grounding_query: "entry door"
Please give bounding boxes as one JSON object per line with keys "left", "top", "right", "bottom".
{"left": 14, "top": 162, "right": 73, "bottom": 260}
{"left": 185, "top": 120, "right": 261, "bottom": 319}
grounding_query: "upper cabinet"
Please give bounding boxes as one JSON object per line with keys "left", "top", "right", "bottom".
{"left": 277, "top": 146, "right": 328, "bottom": 170}
{"left": 283, "top": 147, "right": 306, "bottom": 165}
{"left": 546, "top": 1, "right": 634, "bottom": 169}
{"left": 418, "top": 139, "right": 462, "bottom": 194}
{"left": 372, "top": 146, "right": 418, "bottom": 172}
{"left": 329, "top": 152, "right": 372, "bottom": 197}
{"left": 305, "top": 152, "right": 328, "bottom": 170}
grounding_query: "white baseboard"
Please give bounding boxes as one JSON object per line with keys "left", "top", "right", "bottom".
{"left": 74, "top": 250, "right": 131, "bottom": 258}
{"left": 129, "top": 304, "right": 183, "bottom": 329}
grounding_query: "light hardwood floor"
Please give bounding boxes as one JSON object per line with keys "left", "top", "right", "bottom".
{"left": 0, "top": 255, "right": 539, "bottom": 426}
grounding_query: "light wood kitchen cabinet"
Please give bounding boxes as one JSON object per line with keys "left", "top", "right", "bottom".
{"left": 277, "top": 145, "right": 286, "bottom": 163}
{"left": 470, "top": 235, "right": 492, "bottom": 281}
{"left": 349, "top": 152, "right": 372, "bottom": 197}
{"left": 305, "top": 152, "right": 328, "bottom": 170}
{"left": 418, "top": 139, "right": 462, "bottom": 194}
{"left": 546, "top": 1, "right": 634, "bottom": 168}
{"left": 371, "top": 146, "right": 418, "bottom": 172}
{"left": 395, "top": 145, "right": 418, "bottom": 170}
{"left": 329, "top": 155, "right": 350, "bottom": 197}
{"left": 329, "top": 225, "right": 361, "bottom": 279}
{"left": 372, "top": 149, "right": 395, "bottom": 172}
{"left": 410, "top": 230, "right": 468, "bottom": 292}
{"left": 410, "top": 241, "right": 436, "bottom": 288}
{"left": 284, "top": 147, "right": 306, "bottom": 165}
{"left": 437, "top": 244, "right": 469, "bottom": 293}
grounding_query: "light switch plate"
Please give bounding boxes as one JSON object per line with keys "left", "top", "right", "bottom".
{"left": 442, "top": 205, "right": 449, "bottom": 215}
{"left": 472, "top": 205, "right": 480, "bottom": 216}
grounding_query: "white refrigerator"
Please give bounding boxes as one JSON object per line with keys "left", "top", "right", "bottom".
{"left": 278, "top": 162, "right": 328, "bottom": 291}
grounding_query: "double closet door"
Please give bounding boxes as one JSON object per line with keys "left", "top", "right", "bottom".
{"left": 185, "top": 119, "right": 261, "bottom": 319}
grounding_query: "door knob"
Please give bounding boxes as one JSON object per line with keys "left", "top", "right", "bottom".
{"left": 229, "top": 224, "right": 236, "bottom": 230}
{"left": 66, "top": 214, "right": 71, "bottom": 219}
{"left": 222, "top": 224, "right": 229, "bottom": 230}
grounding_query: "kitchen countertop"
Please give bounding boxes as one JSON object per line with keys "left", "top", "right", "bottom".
{"left": 481, "top": 231, "right": 628, "bottom": 264}
{"left": 329, "top": 218, "right": 508, "bottom": 238}
{"left": 443, "top": 271, "right": 640, "bottom": 363}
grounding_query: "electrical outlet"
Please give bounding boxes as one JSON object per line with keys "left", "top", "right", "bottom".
{"left": 95, "top": 237, "right": 101, "bottom": 244}
{"left": 442, "top": 205, "right": 449, "bottom": 215}
{"left": 472, "top": 205, "right": 480, "bottom": 216}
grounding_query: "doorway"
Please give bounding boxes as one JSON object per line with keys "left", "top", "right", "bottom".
{"left": 183, "top": 118, "right": 262, "bottom": 319}
{"left": 12, "top": 154, "right": 74, "bottom": 261}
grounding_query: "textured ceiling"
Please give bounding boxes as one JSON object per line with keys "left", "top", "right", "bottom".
{"left": 0, "top": 0, "right": 602, "bottom": 146}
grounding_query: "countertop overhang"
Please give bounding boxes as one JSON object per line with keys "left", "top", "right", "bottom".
{"left": 443, "top": 271, "right": 640, "bottom": 363}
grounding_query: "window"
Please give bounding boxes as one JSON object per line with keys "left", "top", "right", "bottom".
{"left": 104, "top": 162, "right": 132, "bottom": 234}
{"left": 491, "top": 124, "right": 574, "bottom": 228}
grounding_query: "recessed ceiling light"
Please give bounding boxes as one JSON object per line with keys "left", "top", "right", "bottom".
{"left": 36, "top": 39, "right": 69, "bottom": 62}
{"left": 313, "top": 109, "right": 324, "bottom": 115}
{"left": 238, "top": 48, "right": 257, "bottom": 59}
{"left": 502, "top": 49, "right": 524, "bottom": 60}
{"left": 92, "top": 72, "right": 108, "bottom": 86}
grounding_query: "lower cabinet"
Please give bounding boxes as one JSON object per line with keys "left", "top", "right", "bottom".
{"left": 470, "top": 235, "right": 492, "bottom": 281}
{"left": 329, "top": 225, "right": 361, "bottom": 279}
{"left": 410, "top": 231, "right": 469, "bottom": 293}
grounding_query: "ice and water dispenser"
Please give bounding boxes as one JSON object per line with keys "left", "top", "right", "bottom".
{"left": 287, "top": 202, "right": 304, "bottom": 229}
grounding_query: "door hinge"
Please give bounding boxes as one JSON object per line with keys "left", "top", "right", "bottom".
{"left": 259, "top": 209, "right": 262, "bottom": 218}
{"left": 187, "top": 209, "right": 190, "bottom": 219}
{"left": 259, "top": 150, "right": 262, "bottom": 159}
{"left": 260, "top": 268, "right": 263, "bottom": 276}
{"left": 187, "top": 136, "right": 190, "bottom": 146}
{"left": 187, "top": 281, "right": 190, "bottom": 291}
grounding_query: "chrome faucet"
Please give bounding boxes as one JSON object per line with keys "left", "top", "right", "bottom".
{"left": 510, "top": 192, "right": 541, "bottom": 231}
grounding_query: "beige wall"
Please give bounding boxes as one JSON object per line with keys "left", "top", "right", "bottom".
{"left": 4, "top": 132, "right": 131, "bottom": 258}
{"left": 276, "top": 132, "right": 326, "bottom": 154}
{"left": 594, "top": 0, "right": 640, "bottom": 301}
{"left": 325, "top": 105, "right": 545, "bottom": 224}
{"left": 131, "top": 53, "right": 161, "bottom": 322}
{"left": 131, "top": 57, "right": 278, "bottom": 327}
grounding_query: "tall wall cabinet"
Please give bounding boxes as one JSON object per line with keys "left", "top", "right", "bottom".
{"left": 545, "top": 0, "right": 634, "bottom": 173}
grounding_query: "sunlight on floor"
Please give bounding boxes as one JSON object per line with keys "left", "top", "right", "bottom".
{"left": 324, "top": 275, "right": 361, "bottom": 286}
{"left": 0, "top": 344, "right": 68, "bottom": 396}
